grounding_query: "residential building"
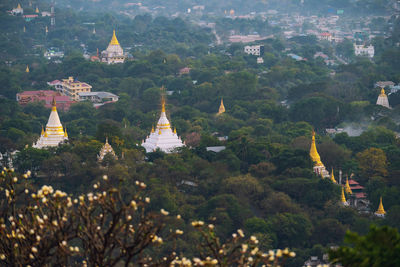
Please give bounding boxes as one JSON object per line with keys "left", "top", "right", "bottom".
{"left": 354, "top": 44, "right": 374, "bottom": 58}
{"left": 60, "top": 77, "right": 92, "bottom": 101}
{"left": 77, "top": 92, "right": 119, "bottom": 103}
{"left": 16, "top": 90, "right": 74, "bottom": 110}
{"left": 244, "top": 45, "right": 264, "bottom": 56}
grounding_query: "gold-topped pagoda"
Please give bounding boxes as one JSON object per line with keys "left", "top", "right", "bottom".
{"left": 375, "top": 197, "right": 386, "bottom": 217}
{"left": 376, "top": 87, "right": 390, "bottom": 108}
{"left": 35, "top": 7, "right": 39, "bottom": 13}
{"left": 345, "top": 177, "right": 353, "bottom": 194}
{"left": 341, "top": 187, "right": 348, "bottom": 206}
{"left": 330, "top": 169, "right": 337, "bottom": 183}
{"left": 25, "top": 65, "right": 30, "bottom": 73}
{"left": 309, "top": 131, "right": 330, "bottom": 177}
{"left": 217, "top": 98, "right": 225, "bottom": 115}
{"left": 101, "top": 30, "right": 125, "bottom": 64}
{"left": 33, "top": 98, "right": 68, "bottom": 148}
{"left": 97, "top": 137, "right": 117, "bottom": 162}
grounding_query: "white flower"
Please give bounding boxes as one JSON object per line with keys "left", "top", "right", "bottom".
{"left": 237, "top": 229, "right": 245, "bottom": 238}
{"left": 160, "top": 209, "right": 169, "bottom": 216}
{"left": 93, "top": 184, "right": 98, "bottom": 189}
{"left": 175, "top": 229, "right": 183, "bottom": 235}
{"left": 13, "top": 177, "right": 18, "bottom": 183}
{"left": 145, "top": 197, "right": 150, "bottom": 203}
{"left": 0, "top": 254, "right": 5, "bottom": 260}
{"left": 102, "top": 175, "right": 108, "bottom": 181}
{"left": 31, "top": 247, "right": 38, "bottom": 253}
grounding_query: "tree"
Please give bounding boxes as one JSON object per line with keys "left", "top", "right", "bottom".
{"left": 356, "top": 147, "right": 388, "bottom": 179}
{"left": 329, "top": 225, "right": 400, "bottom": 267}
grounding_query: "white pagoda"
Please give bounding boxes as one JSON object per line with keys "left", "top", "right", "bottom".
{"left": 142, "top": 97, "right": 185, "bottom": 153}
{"left": 376, "top": 88, "right": 390, "bottom": 109}
{"left": 101, "top": 30, "right": 125, "bottom": 64}
{"left": 33, "top": 99, "right": 68, "bottom": 149}
{"left": 98, "top": 137, "right": 117, "bottom": 161}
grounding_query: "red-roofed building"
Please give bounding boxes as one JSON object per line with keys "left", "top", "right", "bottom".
{"left": 319, "top": 32, "right": 332, "bottom": 42}
{"left": 179, "top": 67, "right": 191, "bottom": 75}
{"left": 16, "top": 90, "right": 75, "bottom": 110}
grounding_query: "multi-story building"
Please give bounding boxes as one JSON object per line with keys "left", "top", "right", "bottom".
{"left": 244, "top": 45, "right": 264, "bottom": 56}
{"left": 60, "top": 77, "right": 92, "bottom": 101}
{"left": 16, "top": 90, "right": 74, "bottom": 110}
{"left": 354, "top": 44, "right": 374, "bottom": 58}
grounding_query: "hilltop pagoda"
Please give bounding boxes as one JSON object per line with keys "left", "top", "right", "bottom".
{"left": 217, "top": 98, "right": 225, "bottom": 115}
{"left": 375, "top": 197, "right": 386, "bottom": 217}
{"left": 98, "top": 137, "right": 117, "bottom": 161}
{"left": 33, "top": 98, "right": 68, "bottom": 149}
{"left": 141, "top": 96, "right": 185, "bottom": 153}
{"left": 309, "top": 131, "right": 330, "bottom": 178}
{"left": 376, "top": 88, "right": 390, "bottom": 109}
{"left": 341, "top": 187, "right": 349, "bottom": 206}
{"left": 101, "top": 30, "right": 125, "bottom": 64}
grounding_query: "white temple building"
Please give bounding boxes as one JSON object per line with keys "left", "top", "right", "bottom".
{"left": 376, "top": 88, "right": 390, "bottom": 109}
{"left": 101, "top": 30, "right": 125, "bottom": 64}
{"left": 33, "top": 99, "right": 68, "bottom": 149}
{"left": 11, "top": 4, "right": 24, "bottom": 15}
{"left": 98, "top": 137, "right": 118, "bottom": 161}
{"left": 142, "top": 97, "right": 185, "bottom": 153}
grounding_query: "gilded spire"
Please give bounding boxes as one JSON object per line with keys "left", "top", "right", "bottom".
{"left": 375, "top": 197, "right": 386, "bottom": 215}
{"left": 345, "top": 177, "right": 352, "bottom": 194}
{"left": 341, "top": 186, "right": 347, "bottom": 204}
{"left": 151, "top": 126, "right": 155, "bottom": 133}
{"left": 380, "top": 87, "right": 386, "bottom": 96}
{"left": 161, "top": 95, "right": 166, "bottom": 113}
{"left": 330, "top": 169, "right": 336, "bottom": 183}
{"left": 310, "top": 131, "right": 323, "bottom": 166}
{"left": 17, "top": 3, "right": 22, "bottom": 9}
{"left": 35, "top": 7, "right": 39, "bottom": 13}
{"left": 51, "top": 97, "right": 57, "bottom": 112}
{"left": 25, "top": 65, "right": 30, "bottom": 73}
{"left": 158, "top": 129, "right": 162, "bottom": 135}
{"left": 174, "top": 128, "right": 177, "bottom": 134}
{"left": 44, "top": 130, "right": 48, "bottom": 137}
{"left": 109, "top": 30, "right": 120, "bottom": 46}
{"left": 218, "top": 98, "right": 225, "bottom": 114}
{"left": 41, "top": 126, "right": 44, "bottom": 136}
{"left": 64, "top": 127, "right": 68, "bottom": 138}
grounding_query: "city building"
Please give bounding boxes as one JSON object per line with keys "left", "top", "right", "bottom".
{"left": 354, "top": 44, "right": 374, "bottom": 58}
{"left": 309, "top": 131, "right": 330, "bottom": 178}
{"left": 78, "top": 92, "right": 119, "bottom": 103}
{"left": 101, "top": 30, "right": 125, "bottom": 64}
{"left": 244, "top": 45, "right": 264, "bottom": 56}
{"left": 33, "top": 99, "right": 68, "bottom": 149}
{"left": 142, "top": 96, "right": 185, "bottom": 153}
{"left": 60, "top": 77, "right": 92, "bottom": 101}
{"left": 376, "top": 88, "right": 390, "bottom": 108}
{"left": 44, "top": 49, "right": 64, "bottom": 60}
{"left": 98, "top": 138, "right": 118, "bottom": 162}
{"left": 16, "top": 90, "right": 74, "bottom": 110}
{"left": 319, "top": 32, "right": 332, "bottom": 41}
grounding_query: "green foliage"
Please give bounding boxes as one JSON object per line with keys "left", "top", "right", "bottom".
{"left": 329, "top": 225, "right": 400, "bottom": 267}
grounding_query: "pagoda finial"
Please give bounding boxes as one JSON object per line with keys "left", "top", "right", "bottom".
{"left": 161, "top": 95, "right": 166, "bottom": 113}
{"left": 44, "top": 130, "right": 48, "bottom": 137}
{"left": 151, "top": 126, "right": 155, "bottom": 133}
{"left": 380, "top": 87, "right": 386, "bottom": 96}
{"left": 174, "top": 128, "right": 177, "bottom": 134}
{"left": 51, "top": 97, "right": 57, "bottom": 111}
{"left": 64, "top": 127, "right": 68, "bottom": 138}
{"left": 109, "top": 29, "right": 120, "bottom": 46}
{"left": 310, "top": 130, "right": 323, "bottom": 167}
{"left": 341, "top": 186, "right": 347, "bottom": 204}
{"left": 25, "top": 65, "right": 30, "bottom": 73}
{"left": 35, "top": 6, "right": 39, "bottom": 13}
{"left": 218, "top": 98, "right": 225, "bottom": 114}
{"left": 105, "top": 136, "right": 109, "bottom": 144}
{"left": 345, "top": 177, "right": 352, "bottom": 194}
{"left": 330, "top": 168, "right": 336, "bottom": 183}
{"left": 41, "top": 126, "right": 44, "bottom": 136}
{"left": 375, "top": 196, "right": 386, "bottom": 215}
{"left": 17, "top": 3, "right": 22, "bottom": 9}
